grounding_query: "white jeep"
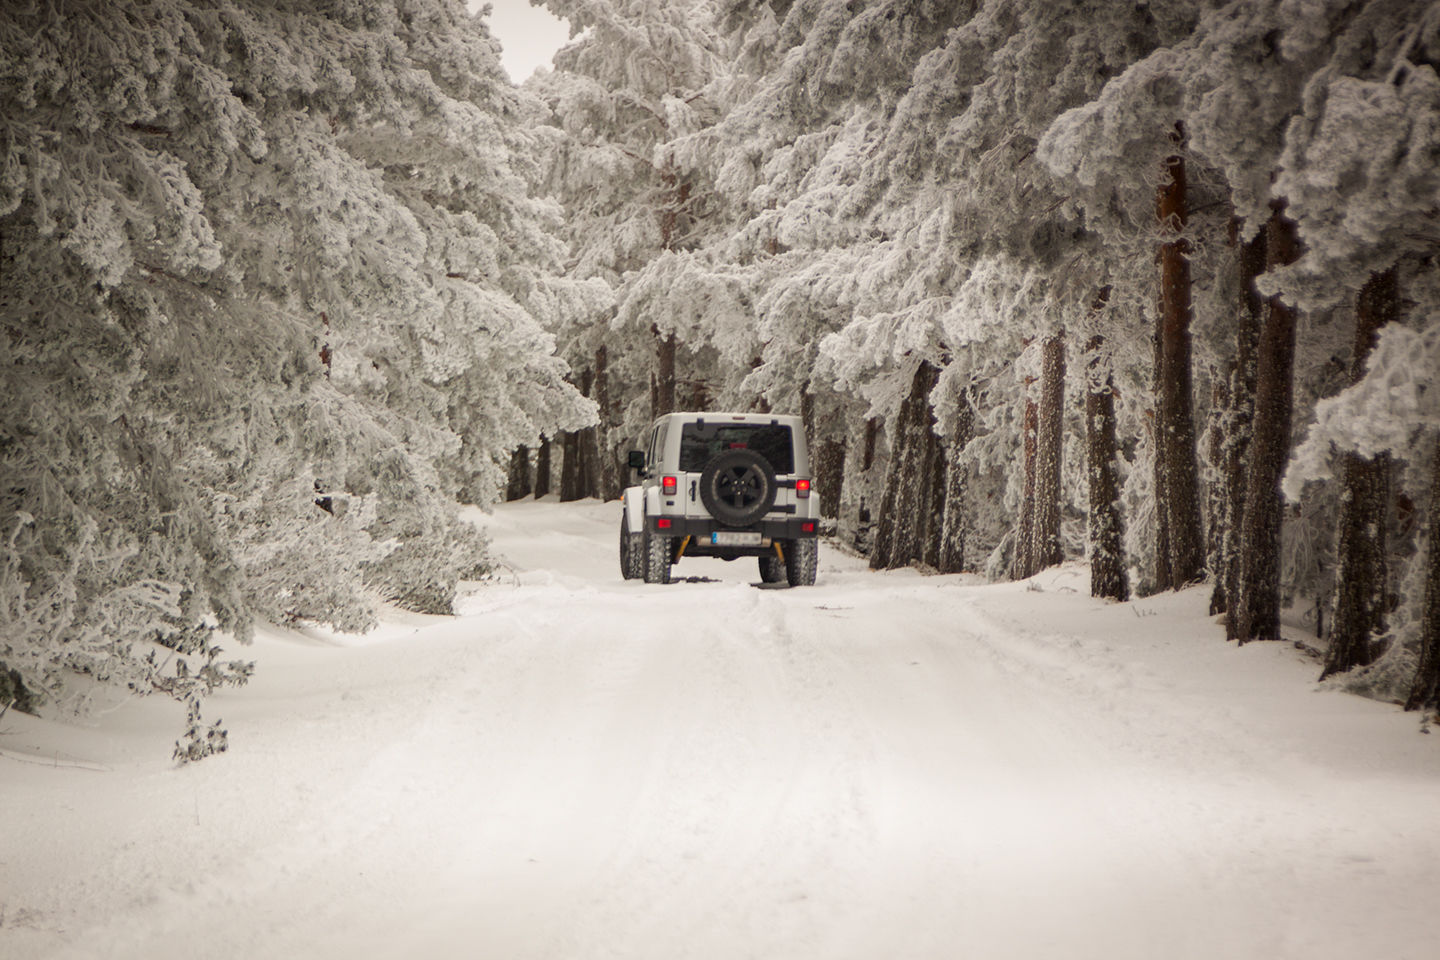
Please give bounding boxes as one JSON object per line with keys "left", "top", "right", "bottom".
{"left": 620, "top": 412, "right": 820, "bottom": 586}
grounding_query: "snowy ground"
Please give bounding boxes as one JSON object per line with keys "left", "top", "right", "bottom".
{"left": 3, "top": 498, "right": 1439, "bottom": 960}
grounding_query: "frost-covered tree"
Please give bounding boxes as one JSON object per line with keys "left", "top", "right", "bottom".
{"left": 0, "top": 0, "right": 590, "bottom": 737}
{"left": 531, "top": 0, "right": 726, "bottom": 491}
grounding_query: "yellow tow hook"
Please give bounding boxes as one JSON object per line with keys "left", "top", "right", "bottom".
{"left": 677, "top": 535, "right": 692, "bottom": 559}
{"left": 773, "top": 541, "right": 786, "bottom": 563}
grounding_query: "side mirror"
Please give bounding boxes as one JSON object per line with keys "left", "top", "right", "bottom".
{"left": 627, "top": 450, "right": 646, "bottom": 471}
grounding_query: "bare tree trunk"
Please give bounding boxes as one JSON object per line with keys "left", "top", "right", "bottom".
{"left": 1405, "top": 445, "right": 1440, "bottom": 712}
{"left": 869, "top": 407, "right": 911, "bottom": 570}
{"left": 1204, "top": 373, "right": 1228, "bottom": 606}
{"left": 1237, "top": 205, "right": 1301, "bottom": 644}
{"left": 1032, "top": 334, "right": 1066, "bottom": 572}
{"left": 652, "top": 326, "right": 676, "bottom": 418}
{"left": 651, "top": 160, "right": 688, "bottom": 421}
{"left": 891, "top": 363, "right": 940, "bottom": 569}
{"left": 534, "top": 435, "right": 552, "bottom": 498}
{"left": 872, "top": 363, "right": 938, "bottom": 570}
{"left": 1217, "top": 220, "right": 1267, "bottom": 637}
{"left": 922, "top": 425, "right": 947, "bottom": 568}
{"left": 594, "top": 345, "right": 621, "bottom": 500}
{"left": 1014, "top": 395, "right": 1038, "bottom": 580}
{"left": 1322, "top": 268, "right": 1397, "bottom": 679}
{"left": 559, "top": 430, "right": 583, "bottom": 502}
{"left": 505, "top": 445, "right": 532, "bottom": 502}
{"left": 937, "top": 392, "right": 974, "bottom": 575}
{"left": 862, "top": 417, "right": 879, "bottom": 472}
{"left": 816, "top": 437, "right": 846, "bottom": 521}
{"left": 566, "top": 366, "right": 600, "bottom": 500}
{"left": 1155, "top": 126, "right": 1206, "bottom": 587}
{"left": 1085, "top": 332, "right": 1129, "bottom": 601}
{"left": 1151, "top": 331, "right": 1172, "bottom": 592}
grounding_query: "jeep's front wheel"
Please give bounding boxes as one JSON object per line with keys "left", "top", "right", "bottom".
{"left": 619, "top": 515, "right": 644, "bottom": 580}
{"left": 785, "top": 538, "right": 818, "bottom": 586}
{"left": 643, "top": 528, "right": 672, "bottom": 584}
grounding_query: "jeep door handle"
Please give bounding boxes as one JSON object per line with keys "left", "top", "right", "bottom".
{"left": 690, "top": 480, "right": 697, "bottom": 501}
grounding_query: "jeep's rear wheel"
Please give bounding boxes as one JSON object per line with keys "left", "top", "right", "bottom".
{"left": 643, "top": 528, "right": 672, "bottom": 584}
{"left": 699, "top": 449, "right": 777, "bottom": 527}
{"left": 785, "top": 538, "right": 818, "bottom": 587}
{"left": 758, "top": 552, "right": 785, "bottom": 583}
{"left": 619, "top": 515, "right": 644, "bottom": 580}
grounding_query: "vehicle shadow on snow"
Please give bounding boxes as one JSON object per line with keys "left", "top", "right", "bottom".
{"left": 663, "top": 575, "right": 790, "bottom": 590}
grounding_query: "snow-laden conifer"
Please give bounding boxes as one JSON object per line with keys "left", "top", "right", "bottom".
{"left": 0, "top": 0, "right": 591, "bottom": 740}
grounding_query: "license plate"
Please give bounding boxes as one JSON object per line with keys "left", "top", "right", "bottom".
{"left": 711, "top": 531, "right": 763, "bottom": 547}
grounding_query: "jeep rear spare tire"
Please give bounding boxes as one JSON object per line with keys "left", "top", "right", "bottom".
{"left": 699, "top": 448, "right": 777, "bottom": 527}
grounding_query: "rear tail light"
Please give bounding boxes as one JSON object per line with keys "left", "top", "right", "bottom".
{"left": 657, "top": 518, "right": 673, "bottom": 529}
{"left": 802, "top": 521, "right": 816, "bottom": 533}
{"left": 796, "top": 478, "right": 811, "bottom": 498}
{"left": 662, "top": 475, "right": 678, "bottom": 495}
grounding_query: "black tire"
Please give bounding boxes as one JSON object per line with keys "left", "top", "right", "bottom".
{"left": 758, "top": 552, "right": 785, "bottom": 583}
{"left": 785, "top": 538, "right": 818, "bottom": 586}
{"left": 644, "top": 528, "right": 672, "bottom": 584}
{"left": 620, "top": 515, "right": 645, "bottom": 580}
{"left": 698, "top": 449, "right": 777, "bottom": 527}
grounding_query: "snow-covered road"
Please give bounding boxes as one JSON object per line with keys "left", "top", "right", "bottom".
{"left": 4, "top": 499, "right": 1439, "bottom": 959}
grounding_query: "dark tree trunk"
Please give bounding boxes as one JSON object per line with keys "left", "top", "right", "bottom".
{"left": 594, "top": 345, "right": 621, "bottom": 500}
{"left": 651, "top": 161, "right": 688, "bottom": 421}
{"left": 578, "top": 427, "right": 601, "bottom": 500}
{"left": 1151, "top": 325, "right": 1172, "bottom": 592}
{"left": 567, "top": 366, "right": 601, "bottom": 501}
{"left": 534, "top": 434, "right": 552, "bottom": 498}
{"left": 816, "top": 437, "right": 846, "bottom": 521}
{"left": 937, "top": 392, "right": 974, "bottom": 575}
{"left": 559, "top": 430, "right": 583, "bottom": 502}
{"left": 1014, "top": 396, "right": 1038, "bottom": 580}
{"left": 652, "top": 326, "right": 676, "bottom": 419}
{"left": 1085, "top": 333, "right": 1129, "bottom": 601}
{"left": 871, "top": 362, "right": 938, "bottom": 570}
{"left": 505, "top": 445, "right": 532, "bottom": 502}
{"left": 869, "top": 407, "right": 912, "bottom": 570}
{"left": 1032, "top": 335, "right": 1066, "bottom": 572}
{"left": 855, "top": 416, "right": 880, "bottom": 548}
{"left": 1322, "top": 268, "right": 1398, "bottom": 679}
{"left": 1237, "top": 206, "right": 1301, "bottom": 644}
{"left": 922, "top": 424, "right": 947, "bottom": 568}
{"left": 1405, "top": 445, "right": 1440, "bottom": 712}
{"left": 890, "top": 363, "right": 941, "bottom": 569}
{"left": 1155, "top": 127, "right": 1206, "bottom": 588}
{"left": 1204, "top": 374, "right": 1228, "bottom": 607}
{"left": 1217, "top": 221, "right": 1267, "bottom": 637}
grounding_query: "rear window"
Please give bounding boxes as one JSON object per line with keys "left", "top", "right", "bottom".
{"left": 679, "top": 422, "right": 795, "bottom": 473}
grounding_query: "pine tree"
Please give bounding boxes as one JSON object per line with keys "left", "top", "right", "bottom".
{"left": 0, "top": 0, "right": 592, "bottom": 727}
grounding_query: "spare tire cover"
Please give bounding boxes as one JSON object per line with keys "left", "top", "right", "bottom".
{"left": 699, "top": 448, "right": 778, "bottom": 526}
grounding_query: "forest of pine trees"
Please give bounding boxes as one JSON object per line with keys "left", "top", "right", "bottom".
{"left": 4, "top": 0, "right": 1440, "bottom": 733}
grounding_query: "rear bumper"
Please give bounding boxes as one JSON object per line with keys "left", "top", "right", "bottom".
{"left": 649, "top": 515, "right": 818, "bottom": 544}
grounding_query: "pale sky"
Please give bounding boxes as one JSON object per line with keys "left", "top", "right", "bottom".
{"left": 470, "top": 0, "right": 572, "bottom": 82}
